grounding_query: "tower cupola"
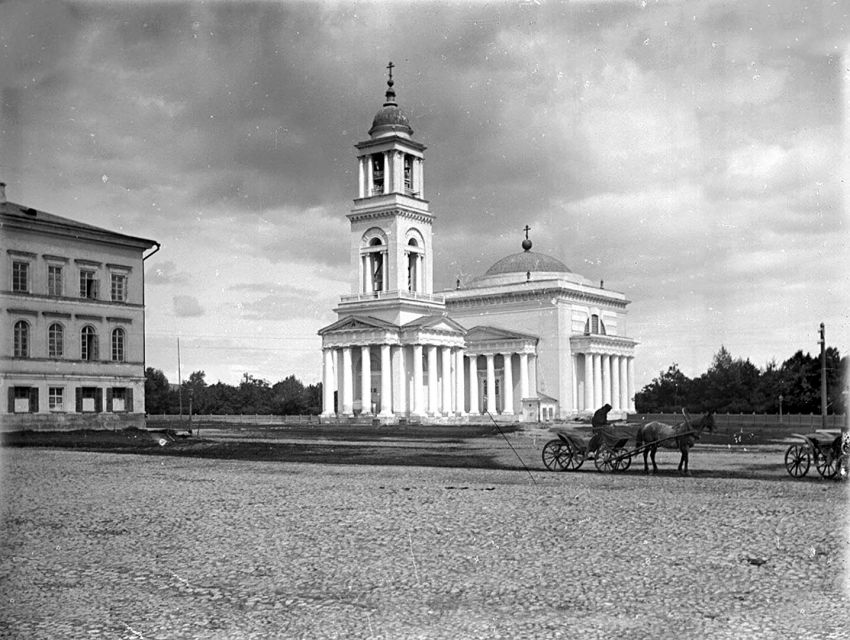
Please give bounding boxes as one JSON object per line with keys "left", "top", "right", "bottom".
{"left": 368, "top": 61, "right": 413, "bottom": 139}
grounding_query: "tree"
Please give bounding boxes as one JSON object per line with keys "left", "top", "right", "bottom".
{"left": 144, "top": 367, "right": 171, "bottom": 414}
{"left": 635, "top": 364, "right": 692, "bottom": 412}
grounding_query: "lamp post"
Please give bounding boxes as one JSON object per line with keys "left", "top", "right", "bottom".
{"left": 778, "top": 394, "right": 783, "bottom": 424}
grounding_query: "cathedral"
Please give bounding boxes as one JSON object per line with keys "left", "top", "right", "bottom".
{"left": 318, "top": 67, "right": 637, "bottom": 423}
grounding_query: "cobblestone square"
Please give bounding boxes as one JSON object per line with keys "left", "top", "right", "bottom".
{"left": 1, "top": 440, "right": 848, "bottom": 639}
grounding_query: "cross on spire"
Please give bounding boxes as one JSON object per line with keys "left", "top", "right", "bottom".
{"left": 523, "top": 225, "right": 531, "bottom": 240}
{"left": 387, "top": 61, "right": 395, "bottom": 82}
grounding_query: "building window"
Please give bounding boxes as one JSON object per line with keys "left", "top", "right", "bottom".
{"left": 80, "top": 269, "right": 98, "bottom": 299}
{"left": 9, "top": 386, "right": 38, "bottom": 413}
{"left": 49, "top": 387, "right": 64, "bottom": 412}
{"left": 77, "top": 387, "right": 101, "bottom": 413}
{"left": 404, "top": 155, "right": 413, "bottom": 193}
{"left": 109, "top": 387, "right": 130, "bottom": 412}
{"left": 48, "top": 323, "right": 64, "bottom": 358}
{"left": 111, "top": 328, "right": 125, "bottom": 362}
{"left": 369, "top": 238, "right": 384, "bottom": 292}
{"left": 12, "top": 261, "right": 29, "bottom": 292}
{"left": 13, "top": 320, "right": 29, "bottom": 357}
{"left": 371, "top": 154, "right": 384, "bottom": 195}
{"left": 585, "top": 314, "right": 607, "bottom": 336}
{"left": 48, "top": 265, "right": 64, "bottom": 296}
{"left": 111, "top": 273, "right": 127, "bottom": 302}
{"left": 81, "top": 325, "right": 99, "bottom": 361}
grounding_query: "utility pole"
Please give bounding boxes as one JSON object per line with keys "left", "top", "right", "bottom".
{"left": 177, "top": 337, "right": 183, "bottom": 423}
{"left": 819, "top": 323, "right": 827, "bottom": 431}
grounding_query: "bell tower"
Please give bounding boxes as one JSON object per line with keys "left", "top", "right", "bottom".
{"left": 343, "top": 63, "right": 437, "bottom": 323}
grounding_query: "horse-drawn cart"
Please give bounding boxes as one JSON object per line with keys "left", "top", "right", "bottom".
{"left": 541, "top": 431, "right": 633, "bottom": 473}
{"left": 784, "top": 431, "right": 847, "bottom": 479}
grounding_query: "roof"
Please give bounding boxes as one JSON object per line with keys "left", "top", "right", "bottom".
{"left": 1, "top": 199, "right": 158, "bottom": 250}
{"left": 484, "top": 249, "right": 571, "bottom": 277}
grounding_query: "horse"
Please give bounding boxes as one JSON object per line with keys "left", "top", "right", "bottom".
{"left": 634, "top": 410, "right": 715, "bottom": 476}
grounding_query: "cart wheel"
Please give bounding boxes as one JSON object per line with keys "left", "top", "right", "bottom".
{"left": 594, "top": 448, "right": 616, "bottom": 473}
{"left": 542, "top": 440, "right": 567, "bottom": 471}
{"left": 784, "top": 444, "right": 810, "bottom": 478}
{"left": 612, "top": 448, "right": 632, "bottom": 472}
{"left": 815, "top": 451, "right": 839, "bottom": 479}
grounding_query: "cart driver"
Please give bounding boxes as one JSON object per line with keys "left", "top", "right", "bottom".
{"left": 588, "top": 403, "right": 613, "bottom": 454}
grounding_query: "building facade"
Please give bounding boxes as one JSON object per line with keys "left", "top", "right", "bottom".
{"left": 1, "top": 183, "right": 159, "bottom": 431}
{"left": 319, "top": 69, "right": 637, "bottom": 423}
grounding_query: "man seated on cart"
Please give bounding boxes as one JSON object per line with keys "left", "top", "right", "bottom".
{"left": 587, "top": 403, "right": 615, "bottom": 456}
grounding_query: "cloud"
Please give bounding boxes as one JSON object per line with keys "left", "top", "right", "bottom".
{"left": 173, "top": 295, "right": 204, "bottom": 318}
{"left": 147, "top": 260, "right": 190, "bottom": 285}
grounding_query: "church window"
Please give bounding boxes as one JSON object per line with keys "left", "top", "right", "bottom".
{"left": 371, "top": 154, "right": 384, "bottom": 195}
{"left": 407, "top": 238, "right": 419, "bottom": 292}
{"left": 404, "top": 155, "right": 413, "bottom": 193}
{"left": 369, "top": 238, "right": 385, "bottom": 292}
{"left": 584, "top": 314, "right": 606, "bottom": 335}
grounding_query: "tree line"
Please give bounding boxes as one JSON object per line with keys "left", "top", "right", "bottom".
{"left": 635, "top": 346, "right": 846, "bottom": 414}
{"left": 145, "top": 344, "right": 846, "bottom": 416}
{"left": 144, "top": 369, "right": 322, "bottom": 415}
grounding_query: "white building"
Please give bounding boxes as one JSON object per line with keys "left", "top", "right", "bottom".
{"left": 319, "top": 69, "right": 637, "bottom": 423}
{"left": 1, "top": 183, "right": 159, "bottom": 431}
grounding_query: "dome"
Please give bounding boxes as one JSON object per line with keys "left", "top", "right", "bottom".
{"left": 484, "top": 250, "right": 572, "bottom": 277}
{"left": 369, "top": 104, "right": 412, "bottom": 137}
{"left": 466, "top": 237, "right": 592, "bottom": 288}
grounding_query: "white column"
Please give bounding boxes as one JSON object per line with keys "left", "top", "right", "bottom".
{"left": 628, "top": 357, "right": 636, "bottom": 412}
{"left": 366, "top": 156, "right": 373, "bottom": 196}
{"left": 455, "top": 349, "right": 465, "bottom": 415}
{"left": 620, "top": 356, "right": 629, "bottom": 412}
{"left": 381, "top": 250, "right": 388, "bottom": 293}
{"left": 392, "top": 345, "right": 406, "bottom": 414}
{"left": 571, "top": 355, "right": 578, "bottom": 412}
{"left": 382, "top": 151, "right": 389, "bottom": 194}
{"left": 602, "top": 354, "right": 611, "bottom": 407}
{"left": 611, "top": 355, "right": 621, "bottom": 411}
{"left": 441, "top": 346, "right": 452, "bottom": 415}
{"left": 342, "top": 347, "right": 353, "bottom": 416}
{"left": 593, "top": 353, "right": 603, "bottom": 410}
{"left": 468, "top": 355, "right": 479, "bottom": 414}
{"left": 379, "top": 344, "right": 392, "bottom": 416}
{"left": 358, "top": 158, "right": 365, "bottom": 198}
{"left": 519, "top": 352, "right": 529, "bottom": 400}
{"left": 502, "top": 353, "right": 514, "bottom": 415}
{"left": 583, "top": 353, "right": 593, "bottom": 412}
{"left": 321, "top": 348, "right": 335, "bottom": 416}
{"left": 486, "top": 354, "right": 497, "bottom": 415}
{"left": 395, "top": 151, "right": 404, "bottom": 194}
{"left": 427, "top": 345, "right": 439, "bottom": 415}
{"left": 413, "top": 345, "right": 424, "bottom": 416}
{"left": 529, "top": 354, "right": 537, "bottom": 396}
{"left": 418, "top": 158, "right": 424, "bottom": 198}
{"left": 360, "top": 346, "right": 371, "bottom": 415}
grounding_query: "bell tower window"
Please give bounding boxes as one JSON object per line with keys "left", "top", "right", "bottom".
{"left": 360, "top": 231, "right": 389, "bottom": 294}
{"left": 404, "top": 155, "right": 413, "bottom": 194}
{"left": 371, "top": 154, "right": 384, "bottom": 195}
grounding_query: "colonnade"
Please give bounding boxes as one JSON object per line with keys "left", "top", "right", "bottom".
{"left": 572, "top": 352, "right": 635, "bottom": 412}
{"left": 320, "top": 345, "right": 537, "bottom": 418}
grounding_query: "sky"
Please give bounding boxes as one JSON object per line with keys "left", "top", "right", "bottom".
{"left": 1, "top": 0, "right": 848, "bottom": 390}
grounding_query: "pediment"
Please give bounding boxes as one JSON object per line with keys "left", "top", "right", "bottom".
{"left": 318, "top": 314, "right": 398, "bottom": 335}
{"left": 465, "top": 325, "right": 538, "bottom": 342}
{"left": 401, "top": 314, "right": 467, "bottom": 335}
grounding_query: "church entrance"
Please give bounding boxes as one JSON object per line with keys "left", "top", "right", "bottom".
{"left": 477, "top": 371, "right": 503, "bottom": 414}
